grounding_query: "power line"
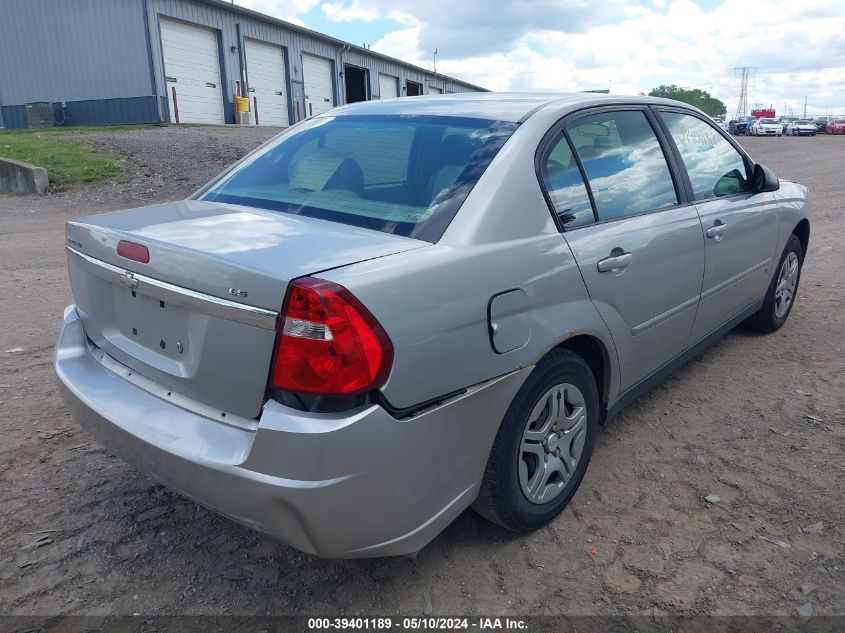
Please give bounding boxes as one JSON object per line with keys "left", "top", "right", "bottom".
{"left": 733, "top": 66, "right": 756, "bottom": 119}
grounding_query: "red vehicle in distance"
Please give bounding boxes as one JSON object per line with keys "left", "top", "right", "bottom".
{"left": 826, "top": 119, "right": 845, "bottom": 135}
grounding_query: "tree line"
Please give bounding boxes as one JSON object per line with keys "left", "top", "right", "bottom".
{"left": 648, "top": 84, "right": 727, "bottom": 117}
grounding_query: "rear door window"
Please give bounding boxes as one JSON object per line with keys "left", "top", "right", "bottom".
{"left": 659, "top": 111, "right": 751, "bottom": 200}
{"left": 565, "top": 110, "right": 678, "bottom": 221}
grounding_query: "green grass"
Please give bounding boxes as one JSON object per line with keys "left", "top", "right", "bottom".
{"left": 0, "top": 125, "right": 147, "bottom": 186}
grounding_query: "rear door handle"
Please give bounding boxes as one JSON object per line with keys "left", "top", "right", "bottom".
{"left": 597, "top": 252, "right": 633, "bottom": 273}
{"left": 706, "top": 221, "right": 726, "bottom": 239}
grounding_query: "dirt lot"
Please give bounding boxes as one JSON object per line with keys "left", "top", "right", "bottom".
{"left": 0, "top": 126, "right": 842, "bottom": 618}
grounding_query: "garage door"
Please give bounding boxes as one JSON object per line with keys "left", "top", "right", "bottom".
{"left": 378, "top": 73, "right": 398, "bottom": 99}
{"left": 160, "top": 19, "right": 225, "bottom": 124}
{"left": 428, "top": 85, "right": 442, "bottom": 95}
{"left": 245, "top": 39, "right": 289, "bottom": 126}
{"left": 302, "top": 53, "right": 334, "bottom": 117}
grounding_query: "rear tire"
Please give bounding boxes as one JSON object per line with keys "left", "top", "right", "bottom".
{"left": 746, "top": 234, "right": 804, "bottom": 333}
{"left": 473, "top": 350, "right": 599, "bottom": 531}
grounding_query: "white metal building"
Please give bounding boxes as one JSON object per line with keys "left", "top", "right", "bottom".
{"left": 0, "top": 0, "right": 486, "bottom": 129}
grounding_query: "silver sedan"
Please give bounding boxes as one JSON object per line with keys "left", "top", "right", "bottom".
{"left": 55, "top": 93, "right": 810, "bottom": 557}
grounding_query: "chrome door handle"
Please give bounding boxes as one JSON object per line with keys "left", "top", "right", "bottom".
{"left": 706, "top": 222, "right": 727, "bottom": 239}
{"left": 597, "top": 252, "right": 633, "bottom": 273}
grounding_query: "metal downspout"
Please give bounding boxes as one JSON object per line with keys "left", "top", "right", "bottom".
{"left": 236, "top": 23, "right": 248, "bottom": 90}
{"left": 338, "top": 44, "right": 350, "bottom": 105}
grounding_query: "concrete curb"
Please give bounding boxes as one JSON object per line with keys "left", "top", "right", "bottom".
{"left": 0, "top": 157, "right": 49, "bottom": 194}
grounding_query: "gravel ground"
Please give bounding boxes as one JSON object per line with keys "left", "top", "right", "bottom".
{"left": 56, "top": 124, "right": 282, "bottom": 208}
{"left": 0, "top": 126, "right": 843, "bottom": 618}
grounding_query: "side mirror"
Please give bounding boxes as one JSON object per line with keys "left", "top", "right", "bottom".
{"left": 714, "top": 170, "right": 744, "bottom": 197}
{"left": 753, "top": 163, "right": 779, "bottom": 193}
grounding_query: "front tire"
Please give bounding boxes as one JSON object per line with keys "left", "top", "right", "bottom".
{"left": 746, "top": 235, "right": 804, "bottom": 333}
{"left": 474, "top": 350, "right": 599, "bottom": 531}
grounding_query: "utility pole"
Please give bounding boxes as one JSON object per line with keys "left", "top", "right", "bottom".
{"left": 733, "top": 66, "right": 755, "bottom": 119}
{"left": 433, "top": 49, "right": 438, "bottom": 74}
{"left": 803, "top": 96, "right": 808, "bottom": 119}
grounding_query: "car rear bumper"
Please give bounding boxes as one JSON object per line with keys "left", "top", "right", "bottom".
{"left": 55, "top": 305, "right": 530, "bottom": 557}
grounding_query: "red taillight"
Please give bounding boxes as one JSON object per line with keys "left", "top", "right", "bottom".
{"left": 116, "top": 240, "right": 150, "bottom": 264}
{"left": 270, "top": 278, "right": 393, "bottom": 396}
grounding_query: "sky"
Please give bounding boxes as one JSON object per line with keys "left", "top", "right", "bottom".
{"left": 235, "top": 0, "right": 845, "bottom": 118}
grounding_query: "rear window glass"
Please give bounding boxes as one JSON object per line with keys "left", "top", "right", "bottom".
{"left": 201, "top": 114, "right": 517, "bottom": 241}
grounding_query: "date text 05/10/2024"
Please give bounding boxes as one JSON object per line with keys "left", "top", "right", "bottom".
{"left": 306, "top": 617, "right": 528, "bottom": 630}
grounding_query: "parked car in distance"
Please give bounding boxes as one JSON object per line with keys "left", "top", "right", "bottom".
{"left": 786, "top": 120, "right": 816, "bottom": 136}
{"left": 735, "top": 117, "right": 756, "bottom": 135}
{"left": 826, "top": 119, "right": 845, "bottom": 134}
{"left": 55, "top": 93, "right": 811, "bottom": 558}
{"left": 751, "top": 118, "right": 782, "bottom": 136}
{"left": 778, "top": 116, "right": 799, "bottom": 133}
{"left": 813, "top": 117, "right": 830, "bottom": 133}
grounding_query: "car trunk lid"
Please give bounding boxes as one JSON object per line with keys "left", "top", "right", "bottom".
{"left": 65, "top": 199, "right": 427, "bottom": 418}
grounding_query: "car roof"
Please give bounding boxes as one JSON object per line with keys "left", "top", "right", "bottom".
{"left": 326, "top": 92, "right": 699, "bottom": 123}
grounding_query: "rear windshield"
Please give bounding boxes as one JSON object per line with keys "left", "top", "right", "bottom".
{"left": 201, "top": 114, "right": 517, "bottom": 242}
{"left": 760, "top": 119, "right": 777, "bottom": 124}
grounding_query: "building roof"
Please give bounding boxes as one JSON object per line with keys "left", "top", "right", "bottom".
{"left": 200, "top": 0, "right": 488, "bottom": 92}
{"left": 328, "top": 92, "right": 692, "bottom": 123}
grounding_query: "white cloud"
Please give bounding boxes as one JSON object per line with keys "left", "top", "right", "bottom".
{"left": 385, "top": 9, "right": 419, "bottom": 28}
{"left": 321, "top": 1, "right": 379, "bottom": 22}
{"left": 371, "top": 0, "right": 845, "bottom": 115}
{"left": 236, "top": 0, "right": 845, "bottom": 115}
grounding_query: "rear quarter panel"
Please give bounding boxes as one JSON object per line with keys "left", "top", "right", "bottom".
{"left": 321, "top": 237, "right": 620, "bottom": 410}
